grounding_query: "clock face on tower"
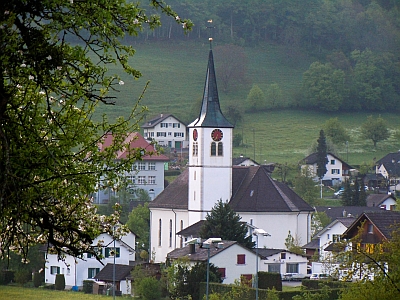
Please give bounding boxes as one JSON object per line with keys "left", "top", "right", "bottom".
{"left": 193, "top": 129, "right": 198, "bottom": 141}
{"left": 211, "top": 129, "right": 223, "bottom": 141}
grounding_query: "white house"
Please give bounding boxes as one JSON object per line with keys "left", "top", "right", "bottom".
{"left": 366, "top": 194, "right": 397, "bottom": 210}
{"left": 142, "top": 114, "right": 188, "bottom": 149}
{"left": 167, "top": 240, "right": 259, "bottom": 285}
{"left": 148, "top": 47, "right": 313, "bottom": 264}
{"left": 302, "top": 152, "right": 353, "bottom": 186}
{"left": 44, "top": 231, "right": 136, "bottom": 292}
{"left": 95, "top": 132, "right": 169, "bottom": 202}
{"left": 257, "top": 249, "right": 308, "bottom": 276}
{"left": 375, "top": 151, "right": 400, "bottom": 194}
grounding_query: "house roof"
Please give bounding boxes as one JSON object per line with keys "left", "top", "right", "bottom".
{"left": 376, "top": 151, "right": 400, "bottom": 165}
{"left": 314, "top": 206, "right": 383, "bottom": 220}
{"left": 167, "top": 240, "right": 241, "bottom": 262}
{"left": 343, "top": 211, "right": 400, "bottom": 240}
{"left": 232, "top": 156, "right": 259, "bottom": 166}
{"left": 366, "top": 194, "right": 396, "bottom": 208}
{"left": 142, "top": 113, "right": 186, "bottom": 129}
{"left": 149, "top": 166, "right": 313, "bottom": 213}
{"left": 176, "top": 220, "right": 205, "bottom": 236}
{"left": 188, "top": 49, "right": 233, "bottom": 128}
{"left": 99, "top": 132, "right": 169, "bottom": 161}
{"left": 314, "top": 217, "right": 356, "bottom": 238}
{"left": 255, "top": 248, "right": 307, "bottom": 259}
{"left": 94, "top": 264, "right": 134, "bottom": 281}
{"left": 302, "top": 152, "right": 353, "bottom": 169}
{"left": 302, "top": 238, "right": 320, "bottom": 249}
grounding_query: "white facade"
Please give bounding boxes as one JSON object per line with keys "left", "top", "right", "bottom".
{"left": 188, "top": 126, "right": 233, "bottom": 225}
{"left": 376, "top": 164, "right": 399, "bottom": 193}
{"left": 259, "top": 251, "right": 308, "bottom": 275}
{"left": 143, "top": 114, "right": 188, "bottom": 149}
{"left": 241, "top": 212, "right": 311, "bottom": 250}
{"left": 45, "top": 232, "right": 135, "bottom": 289}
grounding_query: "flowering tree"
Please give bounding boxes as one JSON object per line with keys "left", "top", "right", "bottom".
{"left": 0, "top": 0, "right": 191, "bottom": 261}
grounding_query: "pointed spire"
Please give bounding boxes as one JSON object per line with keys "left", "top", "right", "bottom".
{"left": 190, "top": 48, "right": 233, "bottom": 128}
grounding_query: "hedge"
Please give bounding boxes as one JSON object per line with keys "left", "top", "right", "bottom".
{"left": 55, "top": 274, "right": 65, "bottom": 290}
{"left": 258, "top": 272, "right": 282, "bottom": 291}
{"left": 0, "top": 270, "right": 14, "bottom": 285}
{"left": 83, "top": 280, "right": 94, "bottom": 294}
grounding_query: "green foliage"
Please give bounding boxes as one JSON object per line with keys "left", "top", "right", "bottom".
{"left": 294, "top": 168, "right": 319, "bottom": 206}
{"left": 258, "top": 272, "right": 282, "bottom": 291}
{"left": 54, "top": 274, "right": 65, "bottom": 291}
{"left": 361, "top": 115, "right": 390, "bottom": 147}
{"left": 135, "top": 276, "right": 161, "bottom": 300}
{"left": 311, "top": 212, "right": 332, "bottom": 237}
{"left": 302, "top": 62, "right": 347, "bottom": 112}
{"left": 0, "top": 0, "right": 192, "bottom": 261}
{"left": 246, "top": 84, "right": 265, "bottom": 112}
{"left": 200, "top": 200, "right": 255, "bottom": 249}
{"left": 224, "top": 105, "right": 243, "bottom": 126}
{"left": 14, "top": 269, "right": 31, "bottom": 285}
{"left": 265, "top": 83, "right": 283, "bottom": 109}
{"left": 285, "top": 231, "right": 304, "bottom": 255}
{"left": 33, "top": 272, "right": 44, "bottom": 288}
{"left": 0, "top": 270, "right": 14, "bottom": 285}
{"left": 126, "top": 203, "right": 150, "bottom": 254}
{"left": 232, "top": 133, "right": 243, "bottom": 147}
{"left": 82, "top": 280, "right": 94, "bottom": 294}
{"left": 316, "top": 130, "right": 328, "bottom": 179}
{"left": 323, "top": 118, "right": 351, "bottom": 145}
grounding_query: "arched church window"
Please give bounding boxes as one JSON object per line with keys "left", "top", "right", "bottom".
{"left": 169, "top": 219, "right": 173, "bottom": 247}
{"left": 211, "top": 142, "right": 216, "bottom": 156}
{"left": 217, "top": 142, "right": 223, "bottom": 156}
{"left": 192, "top": 142, "right": 198, "bottom": 156}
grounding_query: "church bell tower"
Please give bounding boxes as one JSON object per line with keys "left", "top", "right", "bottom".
{"left": 187, "top": 39, "right": 234, "bottom": 226}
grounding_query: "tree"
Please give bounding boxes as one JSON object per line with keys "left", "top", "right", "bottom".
{"left": 0, "top": 0, "right": 192, "bottom": 260}
{"left": 214, "top": 44, "right": 247, "bottom": 93}
{"left": 224, "top": 104, "right": 243, "bottom": 126}
{"left": 311, "top": 212, "right": 331, "bottom": 237}
{"left": 316, "top": 130, "right": 328, "bottom": 180}
{"left": 323, "top": 118, "right": 351, "bottom": 145}
{"left": 293, "top": 168, "right": 319, "bottom": 206}
{"left": 265, "top": 82, "right": 283, "bottom": 109}
{"left": 361, "top": 115, "right": 390, "bottom": 147}
{"left": 126, "top": 203, "right": 150, "bottom": 255}
{"left": 284, "top": 231, "right": 304, "bottom": 255}
{"left": 200, "top": 199, "right": 255, "bottom": 249}
{"left": 246, "top": 84, "right": 265, "bottom": 112}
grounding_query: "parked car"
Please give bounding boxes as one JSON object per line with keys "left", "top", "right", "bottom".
{"left": 310, "top": 273, "right": 331, "bottom": 280}
{"left": 282, "top": 273, "right": 307, "bottom": 281}
{"left": 334, "top": 188, "right": 344, "bottom": 198}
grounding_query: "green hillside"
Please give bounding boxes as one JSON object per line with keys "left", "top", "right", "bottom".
{"left": 96, "top": 41, "right": 400, "bottom": 166}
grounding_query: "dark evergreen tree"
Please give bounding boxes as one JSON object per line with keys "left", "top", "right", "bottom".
{"left": 316, "top": 130, "right": 328, "bottom": 180}
{"left": 341, "top": 180, "right": 353, "bottom": 206}
{"left": 186, "top": 262, "right": 223, "bottom": 300}
{"left": 200, "top": 200, "right": 255, "bottom": 249}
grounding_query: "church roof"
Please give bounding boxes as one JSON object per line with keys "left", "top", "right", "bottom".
{"left": 149, "top": 166, "right": 313, "bottom": 213}
{"left": 188, "top": 50, "right": 233, "bottom": 128}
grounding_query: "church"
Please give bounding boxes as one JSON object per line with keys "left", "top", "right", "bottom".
{"left": 148, "top": 46, "right": 313, "bottom": 263}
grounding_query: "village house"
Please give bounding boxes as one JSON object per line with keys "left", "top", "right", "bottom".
{"left": 375, "top": 151, "right": 400, "bottom": 194}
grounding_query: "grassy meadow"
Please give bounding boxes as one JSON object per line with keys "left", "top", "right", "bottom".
{"left": 93, "top": 41, "right": 400, "bottom": 166}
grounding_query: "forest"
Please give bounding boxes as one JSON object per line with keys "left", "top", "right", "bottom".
{"left": 129, "top": 0, "right": 400, "bottom": 113}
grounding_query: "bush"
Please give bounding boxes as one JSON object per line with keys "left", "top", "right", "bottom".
{"left": 135, "top": 277, "right": 161, "bottom": 300}
{"left": 258, "top": 272, "right": 282, "bottom": 291}
{"left": 14, "top": 269, "right": 32, "bottom": 285}
{"left": 33, "top": 272, "right": 44, "bottom": 288}
{"left": 83, "top": 280, "right": 94, "bottom": 294}
{"left": 0, "top": 270, "right": 14, "bottom": 285}
{"left": 54, "top": 274, "right": 65, "bottom": 290}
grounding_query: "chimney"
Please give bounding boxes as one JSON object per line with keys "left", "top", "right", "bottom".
{"left": 342, "top": 209, "right": 347, "bottom": 217}
{"left": 189, "top": 243, "right": 195, "bottom": 254}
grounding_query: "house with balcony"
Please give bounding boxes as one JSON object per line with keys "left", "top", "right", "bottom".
{"left": 142, "top": 114, "right": 188, "bottom": 149}
{"left": 44, "top": 231, "right": 136, "bottom": 292}
{"left": 95, "top": 132, "right": 169, "bottom": 202}
{"left": 301, "top": 152, "right": 353, "bottom": 186}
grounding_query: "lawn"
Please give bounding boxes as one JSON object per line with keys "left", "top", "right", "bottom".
{"left": 0, "top": 286, "right": 113, "bottom": 300}
{"left": 87, "top": 41, "right": 400, "bottom": 166}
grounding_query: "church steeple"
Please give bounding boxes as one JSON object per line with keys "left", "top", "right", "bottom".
{"left": 190, "top": 48, "right": 233, "bottom": 128}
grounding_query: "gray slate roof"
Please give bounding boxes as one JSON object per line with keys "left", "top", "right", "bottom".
{"left": 167, "top": 240, "right": 237, "bottom": 261}
{"left": 149, "top": 166, "right": 313, "bottom": 213}
{"left": 366, "top": 194, "right": 396, "bottom": 208}
{"left": 142, "top": 113, "right": 186, "bottom": 128}
{"left": 94, "top": 264, "right": 134, "bottom": 281}
{"left": 189, "top": 50, "right": 233, "bottom": 128}
{"left": 315, "top": 206, "right": 384, "bottom": 220}
{"left": 255, "top": 248, "right": 307, "bottom": 259}
{"left": 302, "top": 152, "right": 353, "bottom": 169}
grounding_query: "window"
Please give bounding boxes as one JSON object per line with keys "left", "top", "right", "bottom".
{"left": 193, "top": 142, "right": 198, "bottom": 156}
{"left": 217, "top": 142, "right": 223, "bottom": 156}
{"left": 368, "top": 224, "right": 374, "bottom": 234}
{"left": 286, "top": 263, "right": 299, "bottom": 273}
{"left": 241, "top": 274, "right": 253, "bottom": 287}
{"left": 160, "top": 123, "right": 168, "bottom": 128}
{"left": 157, "top": 132, "right": 167, "bottom": 137}
{"left": 137, "top": 176, "right": 146, "bottom": 184}
{"left": 50, "top": 266, "right": 60, "bottom": 275}
{"left": 280, "top": 253, "right": 286, "bottom": 259}
{"left": 331, "top": 169, "right": 340, "bottom": 174}
{"left": 327, "top": 234, "right": 330, "bottom": 239}
{"left": 148, "top": 162, "right": 156, "bottom": 170}
{"left": 168, "top": 132, "right": 172, "bottom": 136}
{"left": 88, "top": 268, "right": 100, "bottom": 279}
{"left": 105, "top": 247, "right": 120, "bottom": 258}
{"left": 173, "top": 123, "right": 180, "bottom": 128}
{"left": 333, "top": 234, "right": 341, "bottom": 243}
{"left": 237, "top": 254, "right": 246, "bottom": 265}
{"left": 148, "top": 176, "right": 156, "bottom": 184}
{"left": 331, "top": 159, "right": 336, "bottom": 164}
{"left": 158, "top": 219, "right": 162, "bottom": 246}
{"left": 138, "top": 162, "right": 146, "bottom": 170}
{"left": 169, "top": 219, "right": 173, "bottom": 247}
{"left": 218, "top": 268, "right": 226, "bottom": 278}
{"left": 268, "top": 264, "right": 280, "bottom": 273}
{"left": 150, "top": 132, "right": 154, "bottom": 137}
{"left": 174, "top": 132, "right": 184, "bottom": 137}
{"left": 211, "top": 142, "right": 216, "bottom": 156}
{"left": 87, "top": 247, "right": 102, "bottom": 258}
{"left": 126, "top": 175, "right": 135, "bottom": 184}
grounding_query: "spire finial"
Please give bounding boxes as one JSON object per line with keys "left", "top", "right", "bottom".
{"left": 207, "top": 19, "right": 214, "bottom": 49}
